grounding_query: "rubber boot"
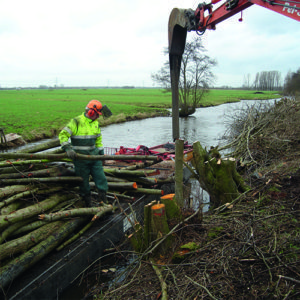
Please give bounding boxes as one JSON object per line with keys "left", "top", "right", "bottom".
{"left": 83, "top": 194, "right": 92, "bottom": 207}
{"left": 98, "top": 190, "right": 107, "bottom": 204}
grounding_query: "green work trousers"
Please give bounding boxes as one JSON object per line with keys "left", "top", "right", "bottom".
{"left": 74, "top": 159, "right": 108, "bottom": 196}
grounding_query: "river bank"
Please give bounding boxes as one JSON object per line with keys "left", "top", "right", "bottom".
{"left": 0, "top": 88, "right": 279, "bottom": 144}
{"left": 87, "top": 96, "right": 300, "bottom": 299}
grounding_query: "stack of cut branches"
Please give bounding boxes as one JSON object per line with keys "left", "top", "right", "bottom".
{"left": 0, "top": 139, "right": 167, "bottom": 290}
{"left": 221, "top": 97, "right": 300, "bottom": 172}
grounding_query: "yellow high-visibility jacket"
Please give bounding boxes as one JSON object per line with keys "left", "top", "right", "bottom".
{"left": 59, "top": 113, "right": 104, "bottom": 155}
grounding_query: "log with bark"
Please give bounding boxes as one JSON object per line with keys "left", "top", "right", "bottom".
{"left": 0, "top": 221, "right": 64, "bottom": 261}
{"left": 0, "top": 152, "right": 160, "bottom": 162}
{"left": 38, "top": 204, "right": 113, "bottom": 222}
{"left": 0, "top": 193, "right": 78, "bottom": 230}
{"left": 16, "top": 138, "right": 61, "bottom": 154}
{"left": 0, "top": 218, "right": 83, "bottom": 289}
{"left": 0, "top": 141, "right": 174, "bottom": 291}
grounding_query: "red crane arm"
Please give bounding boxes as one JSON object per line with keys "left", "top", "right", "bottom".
{"left": 194, "top": 0, "right": 300, "bottom": 33}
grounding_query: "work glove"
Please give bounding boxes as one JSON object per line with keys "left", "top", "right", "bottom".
{"left": 66, "top": 148, "right": 77, "bottom": 160}
{"left": 63, "top": 145, "right": 77, "bottom": 160}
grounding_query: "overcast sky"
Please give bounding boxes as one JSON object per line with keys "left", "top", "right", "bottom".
{"left": 0, "top": 0, "right": 299, "bottom": 88}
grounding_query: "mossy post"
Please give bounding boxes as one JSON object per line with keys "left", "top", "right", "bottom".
{"left": 143, "top": 201, "right": 155, "bottom": 251}
{"left": 175, "top": 139, "right": 184, "bottom": 207}
{"left": 151, "top": 203, "right": 172, "bottom": 254}
{"left": 128, "top": 222, "right": 144, "bottom": 253}
{"left": 160, "top": 194, "right": 182, "bottom": 221}
{"left": 192, "top": 141, "right": 249, "bottom": 208}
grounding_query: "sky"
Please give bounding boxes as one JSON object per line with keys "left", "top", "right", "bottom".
{"left": 0, "top": 0, "right": 299, "bottom": 88}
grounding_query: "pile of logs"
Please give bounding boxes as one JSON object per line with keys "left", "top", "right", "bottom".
{"left": 0, "top": 138, "right": 172, "bottom": 291}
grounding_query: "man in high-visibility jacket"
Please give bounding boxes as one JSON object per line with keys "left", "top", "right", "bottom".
{"left": 59, "top": 100, "right": 108, "bottom": 207}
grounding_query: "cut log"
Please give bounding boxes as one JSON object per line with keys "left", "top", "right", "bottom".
{"left": 0, "top": 166, "right": 75, "bottom": 179}
{"left": 0, "top": 221, "right": 63, "bottom": 261}
{"left": 0, "top": 159, "right": 59, "bottom": 168}
{"left": 0, "top": 185, "right": 31, "bottom": 200}
{"left": 12, "top": 220, "right": 50, "bottom": 237}
{"left": 1, "top": 201, "right": 24, "bottom": 215}
{"left": 130, "top": 188, "right": 164, "bottom": 195}
{"left": 107, "top": 192, "right": 135, "bottom": 201}
{"left": 104, "top": 168, "right": 160, "bottom": 177}
{"left": 17, "top": 138, "right": 61, "bottom": 154}
{"left": 0, "top": 220, "right": 30, "bottom": 245}
{"left": 39, "top": 204, "right": 113, "bottom": 222}
{"left": 0, "top": 152, "right": 159, "bottom": 162}
{"left": 0, "top": 218, "right": 83, "bottom": 289}
{"left": 0, "top": 176, "right": 83, "bottom": 185}
{"left": 0, "top": 193, "right": 77, "bottom": 230}
{"left": 107, "top": 182, "right": 137, "bottom": 190}
{"left": 0, "top": 188, "right": 39, "bottom": 209}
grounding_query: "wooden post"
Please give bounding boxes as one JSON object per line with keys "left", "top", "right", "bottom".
{"left": 151, "top": 203, "right": 172, "bottom": 254}
{"left": 175, "top": 139, "right": 184, "bottom": 207}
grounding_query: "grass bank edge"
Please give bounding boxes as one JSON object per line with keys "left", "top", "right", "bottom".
{"left": 0, "top": 89, "right": 280, "bottom": 142}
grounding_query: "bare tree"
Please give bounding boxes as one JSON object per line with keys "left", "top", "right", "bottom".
{"left": 152, "top": 37, "right": 217, "bottom": 117}
{"left": 251, "top": 70, "right": 282, "bottom": 91}
{"left": 242, "top": 73, "right": 251, "bottom": 89}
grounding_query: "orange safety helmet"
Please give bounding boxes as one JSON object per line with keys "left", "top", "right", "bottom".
{"left": 86, "top": 100, "right": 103, "bottom": 117}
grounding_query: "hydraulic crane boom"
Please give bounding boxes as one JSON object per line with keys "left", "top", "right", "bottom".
{"left": 168, "top": 0, "right": 299, "bottom": 140}
{"left": 194, "top": 0, "right": 300, "bottom": 34}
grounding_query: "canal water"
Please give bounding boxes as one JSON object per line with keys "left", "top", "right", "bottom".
{"left": 102, "top": 99, "right": 276, "bottom": 149}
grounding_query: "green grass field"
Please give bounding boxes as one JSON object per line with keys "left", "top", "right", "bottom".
{"left": 0, "top": 88, "right": 280, "bottom": 141}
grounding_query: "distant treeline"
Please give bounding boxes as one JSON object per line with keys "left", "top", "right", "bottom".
{"left": 242, "top": 68, "right": 300, "bottom": 94}
{"left": 0, "top": 86, "right": 152, "bottom": 91}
